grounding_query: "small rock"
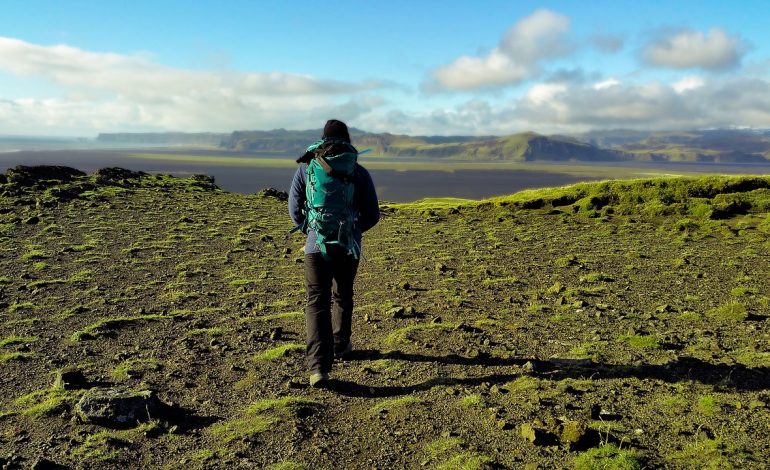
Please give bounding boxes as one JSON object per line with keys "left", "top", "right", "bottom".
{"left": 24, "top": 216, "right": 40, "bottom": 225}
{"left": 54, "top": 367, "right": 89, "bottom": 390}
{"left": 497, "top": 420, "right": 514, "bottom": 430}
{"left": 431, "top": 316, "right": 442, "bottom": 324}
{"left": 269, "top": 327, "right": 283, "bottom": 341}
{"left": 522, "top": 361, "right": 536, "bottom": 374}
{"left": 572, "top": 300, "right": 589, "bottom": 308}
{"left": 400, "top": 281, "right": 410, "bottom": 290}
{"left": 387, "top": 306, "right": 405, "bottom": 319}
{"left": 520, "top": 423, "right": 547, "bottom": 444}
{"left": 559, "top": 419, "right": 586, "bottom": 444}
{"left": 656, "top": 304, "right": 674, "bottom": 313}
{"left": 363, "top": 313, "right": 371, "bottom": 322}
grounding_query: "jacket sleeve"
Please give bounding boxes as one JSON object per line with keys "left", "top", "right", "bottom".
{"left": 289, "top": 165, "right": 306, "bottom": 227}
{"left": 356, "top": 166, "right": 380, "bottom": 233}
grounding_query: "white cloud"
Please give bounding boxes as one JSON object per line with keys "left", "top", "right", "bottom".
{"left": 593, "top": 78, "right": 620, "bottom": 90}
{"left": 0, "top": 37, "right": 389, "bottom": 134}
{"left": 642, "top": 28, "right": 746, "bottom": 70}
{"left": 672, "top": 76, "right": 704, "bottom": 93}
{"left": 360, "top": 76, "right": 770, "bottom": 136}
{"left": 428, "top": 9, "right": 571, "bottom": 91}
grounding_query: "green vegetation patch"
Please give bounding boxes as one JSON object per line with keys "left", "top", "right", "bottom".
{"left": 706, "top": 302, "right": 748, "bottom": 322}
{"left": 73, "top": 421, "right": 161, "bottom": 462}
{"left": 111, "top": 358, "right": 161, "bottom": 381}
{"left": 15, "top": 386, "right": 84, "bottom": 418}
{"left": 669, "top": 437, "right": 747, "bottom": 469}
{"left": 573, "top": 444, "right": 642, "bottom": 470}
{"left": 211, "top": 396, "right": 318, "bottom": 444}
{"left": 0, "top": 335, "right": 37, "bottom": 347}
{"left": 239, "top": 311, "right": 303, "bottom": 323}
{"left": 0, "top": 351, "right": 35, "bottom": 362}
{"left": 254, "top": 343, "right": 305, "bottom": 362}
{"left": 617, "top": 334, "right": 660, "bottom": 350}
{"left": 370, "top": 396, "right": 422, "bottom": 415}
{"left": 384, "top": 322, "right": 457, "bottom": 347}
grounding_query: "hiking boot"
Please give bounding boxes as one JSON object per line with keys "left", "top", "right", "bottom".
{"left": 334, "top": 342, "right": 353, "bottom": 359}
{"left": 309, "top": 372, "right": 329, "bottom": 388}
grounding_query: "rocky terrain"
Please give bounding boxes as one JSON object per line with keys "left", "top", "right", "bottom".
{"left": 1, "top": 166, "right": 769, "bottom": 469}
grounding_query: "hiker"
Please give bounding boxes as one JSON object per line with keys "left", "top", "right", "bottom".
{"left": 289, "top": 119, "right": 380, "bottom": 387}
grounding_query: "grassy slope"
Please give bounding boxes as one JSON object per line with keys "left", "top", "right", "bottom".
{"left": 1, "top": 171, "right": 769, "bottom": 468}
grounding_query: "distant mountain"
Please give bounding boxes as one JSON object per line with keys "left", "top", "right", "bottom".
{"left": 97, "top": 132, "right": 226, "bottom": 146}
{"left": 97, "top": 128, "right": 770, "bottom": 163}
{"left": 221, "top": 129, "right": 625, "bottom": 162}
{"left": 575, "top": 129, "right": 770, "bottom": 163}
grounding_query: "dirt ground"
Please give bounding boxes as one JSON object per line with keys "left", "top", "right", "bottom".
{"left": 1, "top": 169, "right": 769, "bottom": 469}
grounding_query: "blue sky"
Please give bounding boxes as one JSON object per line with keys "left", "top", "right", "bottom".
{"left": 1, "top": 0, "right": 769, "bottom": 136}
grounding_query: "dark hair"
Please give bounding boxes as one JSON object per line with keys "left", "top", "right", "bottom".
{"left": 322, "top": 119, "right": 350, "bottom": 143}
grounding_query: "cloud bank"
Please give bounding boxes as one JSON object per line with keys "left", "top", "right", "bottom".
{"left": 642, "top": 28, "right": 746, "bottom": 70}
{"left": 428, "top": 9, "right": 571, "bottom": 91}
{"left": 0, "top": 37, "right": 388, "bottom": 133}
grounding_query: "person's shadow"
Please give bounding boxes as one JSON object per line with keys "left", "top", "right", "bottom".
{"left": 326, "top": 349, "right": 770, "bottom": 398}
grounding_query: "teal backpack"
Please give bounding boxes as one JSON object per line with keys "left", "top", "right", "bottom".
{"left": 294, "top": 139, "right": 361, "bottom": 259}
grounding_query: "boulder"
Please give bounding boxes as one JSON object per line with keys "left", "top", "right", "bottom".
{"left": 190, "top": 174, "right": 215, "bottom": 184}
{"left": 189, "top": 174, "right": 219, "bottom": 191}
{"left": 6, "top": 166, "right": 85, "bottom": 187}
{"left": 94, "top": 167, "right": 147, "bottom": 186}
{"left": 256, "top": 187, "right": 288, "bottom": 201}
{"left": 74, "top": 388, "right": 171, "bottom": 427}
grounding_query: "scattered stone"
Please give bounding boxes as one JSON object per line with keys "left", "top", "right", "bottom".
{"left": 74, "top": 388, "right": 173, "bottom": 427}
{"left": 431, "top": 316, "right": 442, "bottom": 324}
{"left": 24, "top": 215, "right": 40, "bottom": 225}
{"left": 434, "top": 263, "right": 449, "bottom": 273}
{"left": 405, "top": 306, "right": 416, "bottom": 316}
{"left": 400, "top": 281, "right": 410, "bottom": 290}
{"left": 363, "top": 313, "right": 371, "bottom": 322}
{"left": 572, "top": 300, "right": 589, "bottom": 308}
{"left": 54, "top": 367, "right": 89, "bottom": 390}
{"left": 656, "top": 304, "right": 675, "bottom": 313}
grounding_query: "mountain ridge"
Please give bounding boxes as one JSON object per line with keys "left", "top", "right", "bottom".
{"left": 95, "top": 128, "right": 770, "bottom": 163}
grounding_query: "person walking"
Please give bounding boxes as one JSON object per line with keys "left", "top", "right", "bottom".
{"left": 289, "top": 119, "right": 380, "bottom": 388}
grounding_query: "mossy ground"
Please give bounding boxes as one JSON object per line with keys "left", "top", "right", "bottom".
{"left": 0, "top": 171, "right": 769, "bottom": 468}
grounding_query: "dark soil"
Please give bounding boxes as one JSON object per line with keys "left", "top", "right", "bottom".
{"left": 0, "top": 167, "right": 769, "bottom": 469}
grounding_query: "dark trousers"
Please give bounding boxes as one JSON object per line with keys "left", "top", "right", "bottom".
{"left": 304, "top": 249, "right": 359, "bottom": 374}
